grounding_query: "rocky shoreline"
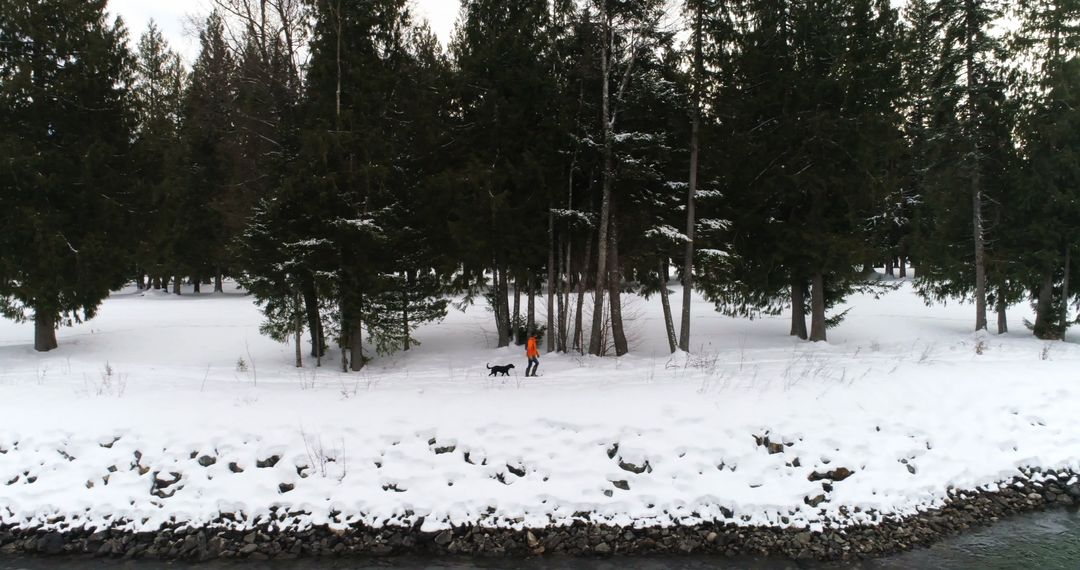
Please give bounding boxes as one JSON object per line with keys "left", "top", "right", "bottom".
{"left": 2, "top": 469, "right": 1078, "bottom": 563}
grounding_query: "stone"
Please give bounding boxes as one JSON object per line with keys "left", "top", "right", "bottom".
{"left": 794, "top": 531, "right": 812, "bottom": 546}
{"left": 38, "top": 532, "right": 63, "bottom": 555}
{"left": 3, "top": 467, "right": 1079, "bottom": 563}
{"left": 229, "top": 462, "right": 244, "bottom": 474}
{"left": 809, "top": 467, "right": 854, "bottom": 482}
{"left": 618, "top": 459, "right": 650, "bottom": 475}
{"left": 434, "top": 531, "right": 453, "bottom": 546}
{"left": 154, "top": 472, "right": 182, "bottom": 488}
{"left": 197, "top": 455, "right": 217, "bottom": 467}
{"left": 256, "top": 455, "right": 280, "bottom": 469}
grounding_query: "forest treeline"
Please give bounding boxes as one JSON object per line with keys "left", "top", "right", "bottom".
{"left": 1, "top": 0, "right": 1078, "bottom": 365}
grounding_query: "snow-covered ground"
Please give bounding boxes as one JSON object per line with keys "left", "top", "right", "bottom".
{"left": 1, "top": 276, "right": 1079, "bottom": 535}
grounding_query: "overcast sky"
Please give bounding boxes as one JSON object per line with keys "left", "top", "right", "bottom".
{"left": 106, "top": 0, "right": 460, "bottom": 62}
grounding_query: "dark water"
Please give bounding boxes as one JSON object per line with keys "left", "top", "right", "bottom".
{"left": 3, "top": 510, "right": 1079, "bottom": 570}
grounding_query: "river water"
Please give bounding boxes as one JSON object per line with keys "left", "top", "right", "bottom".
{"left": 3, "top": 510, "right": 1079, "bottom": 569}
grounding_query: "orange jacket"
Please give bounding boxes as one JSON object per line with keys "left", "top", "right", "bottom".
{"left": 527, "top": 337, "right": 539, "bottom": 358}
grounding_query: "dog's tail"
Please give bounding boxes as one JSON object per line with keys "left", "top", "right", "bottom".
{"left": 486, "top": 363, "right": 492, "bottom": 369}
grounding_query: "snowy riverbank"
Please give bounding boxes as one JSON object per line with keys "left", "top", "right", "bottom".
{"left": 1, "top": 279, "right": 1079, "bottom": 560}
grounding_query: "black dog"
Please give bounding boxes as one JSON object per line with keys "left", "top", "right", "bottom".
{"left": 487, "top": 363, "right": 515, "bottom": 377}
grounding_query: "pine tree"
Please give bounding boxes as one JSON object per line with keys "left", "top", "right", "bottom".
{"left": 369, "top": 23, "right": 454, "bottom": 354}
{"left": 548, "top": 4, "right": 605, "bottom": 355}
{"left": 587, "top": 0, "right": 670, "bottom": 357}
{"left": 0, "top": 0, "right": 134, "bottom": 351}
{"left": 895, "top": 0, "right": 939, "bottom": 285}
{"left": 697, "top": 0, "right": 903, "bottom": 343}
{"left": 924, "top": 0, "right": 1006, "bottom": 331}
{"left": 130, "top": 22, "right": 187, "bottom": 292}
{"left": 290, "top": 0, "right": 455, "bottom": 370}
{"left": 175, "top": 12, "right": 241, "bottom": 293}
{"left": 218, "top": 0, "right": 327, "bottom": 357}
{"left": 1013, "top": 0, "right": 1080, "bottom": 339}
{"left": 450, "top": 1, "right": 559, "bottom": 349}
{"left": 698, "top": 0, "right": 804, "bottom": 335}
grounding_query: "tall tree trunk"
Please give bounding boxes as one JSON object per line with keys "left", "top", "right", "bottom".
{"left": 885, "top": 257, "right": 894, "bottom": 277}
{"left": 403, "top": 271, "right": 415, "bottom": 351}
{"left": 809, "top": 272, "right": 827, "bottom": 342}
{"left": 340, "top": 337, "right": 347, "bottom": 372}
{"left": 972, "top": 176, "right": 988, "bottom": 332}
{"left": 608, "top": 216, "right": 628, "bottom": 356}
{"left": 1034, "top": 273, "right": 1055, "bottom": 340}
{"left": 527, "top": 275, "right": 536, "bottom": 336}
{"left": 898, "top": 256, "right": 908, "bottom": 278}
{"left": 348, "top": 321, "right": 364, "bottom": 371}
{"left": 152, "top": 276, "right": 161, "bottom": 290}
{"left": 494, "top": 266, "right": 511, "bottom": 348}
{"left": 560, "top": 236, "right": 573, "bottom": 352}
{"left": 214, "top": 270, "right": 224, "bottom": 293}
{"left": 349, "top": 295, "right": 364, "bottom": 371}
{"left": 573, "top": 231, "right": 593, "bottom": 354}
{"left": 193, "top": 278, "right": 201, "bottom": 294}
{"left": 135, "top": 270, "right": 145, "bottom": 291}
{"left": 547, "top": 205, "right": 556, "bottom": 353}
{"left": 512, "top": 275, "right": 521, "bottom": 333}
{"left": 294, "top": 295, "right": 303, "bottom": 368}
{"left": 965, "top": 0, "right": 988, "bottom": 332}
{"left": 1061, "top": 248, "right": 1071, "bottom": 339}
{"left": 589, "top": 2, "right": 614, "bottom": 357}
{"left": 660, "top": 259, "right": 677, "bottom": 353}
{"left": 791, "top": 279, "right": 808, "bottom": 340}
{"left": 301, "top": 278, "right": 324, "bottom": 359}
{"left": 679, "top": 3, "right": 703, "bottom": 354}
{"left": 559, "top": 141, "right": 579, "bottom": 354}
{"left": 501, "top": 268, "right": 512, "bottom": 345}
{"left": 996, "top": 284, "right": 1008, "bottom": 335}
{"left": 33, "top": 311, "right": 58, "bottom": 352}
{"left": 557, "top": 237, "right": 569, "bottom": 352}
{"left": 173, "top": 275, "right": 181, "bottom": 295}
{"left": 492, "top": 267, "right": 506, "bottom": 347}
{"left": 334, "top": 0, "right": 342, "bottom": 123}
{"left": 340, "top": 310, "right": 348, "bottom": 373}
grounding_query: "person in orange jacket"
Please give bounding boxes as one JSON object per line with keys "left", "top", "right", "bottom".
{"left": 525, "top": 334, "right": 540, "bottom": 377}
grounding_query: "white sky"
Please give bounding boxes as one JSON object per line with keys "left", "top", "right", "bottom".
{"left": 106, "top": 0, "right": 460, "bottom": 63}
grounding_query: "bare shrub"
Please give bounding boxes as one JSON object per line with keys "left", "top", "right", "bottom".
{"left": 83, "top": 362, "right": 127, "bottom": 397}
{"left": 300, "top": 428, "right": 347, "bottom": 482}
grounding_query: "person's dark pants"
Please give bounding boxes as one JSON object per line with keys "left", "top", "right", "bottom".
{"left": 526, "top": 357, "right": 539, "bottom": 377}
